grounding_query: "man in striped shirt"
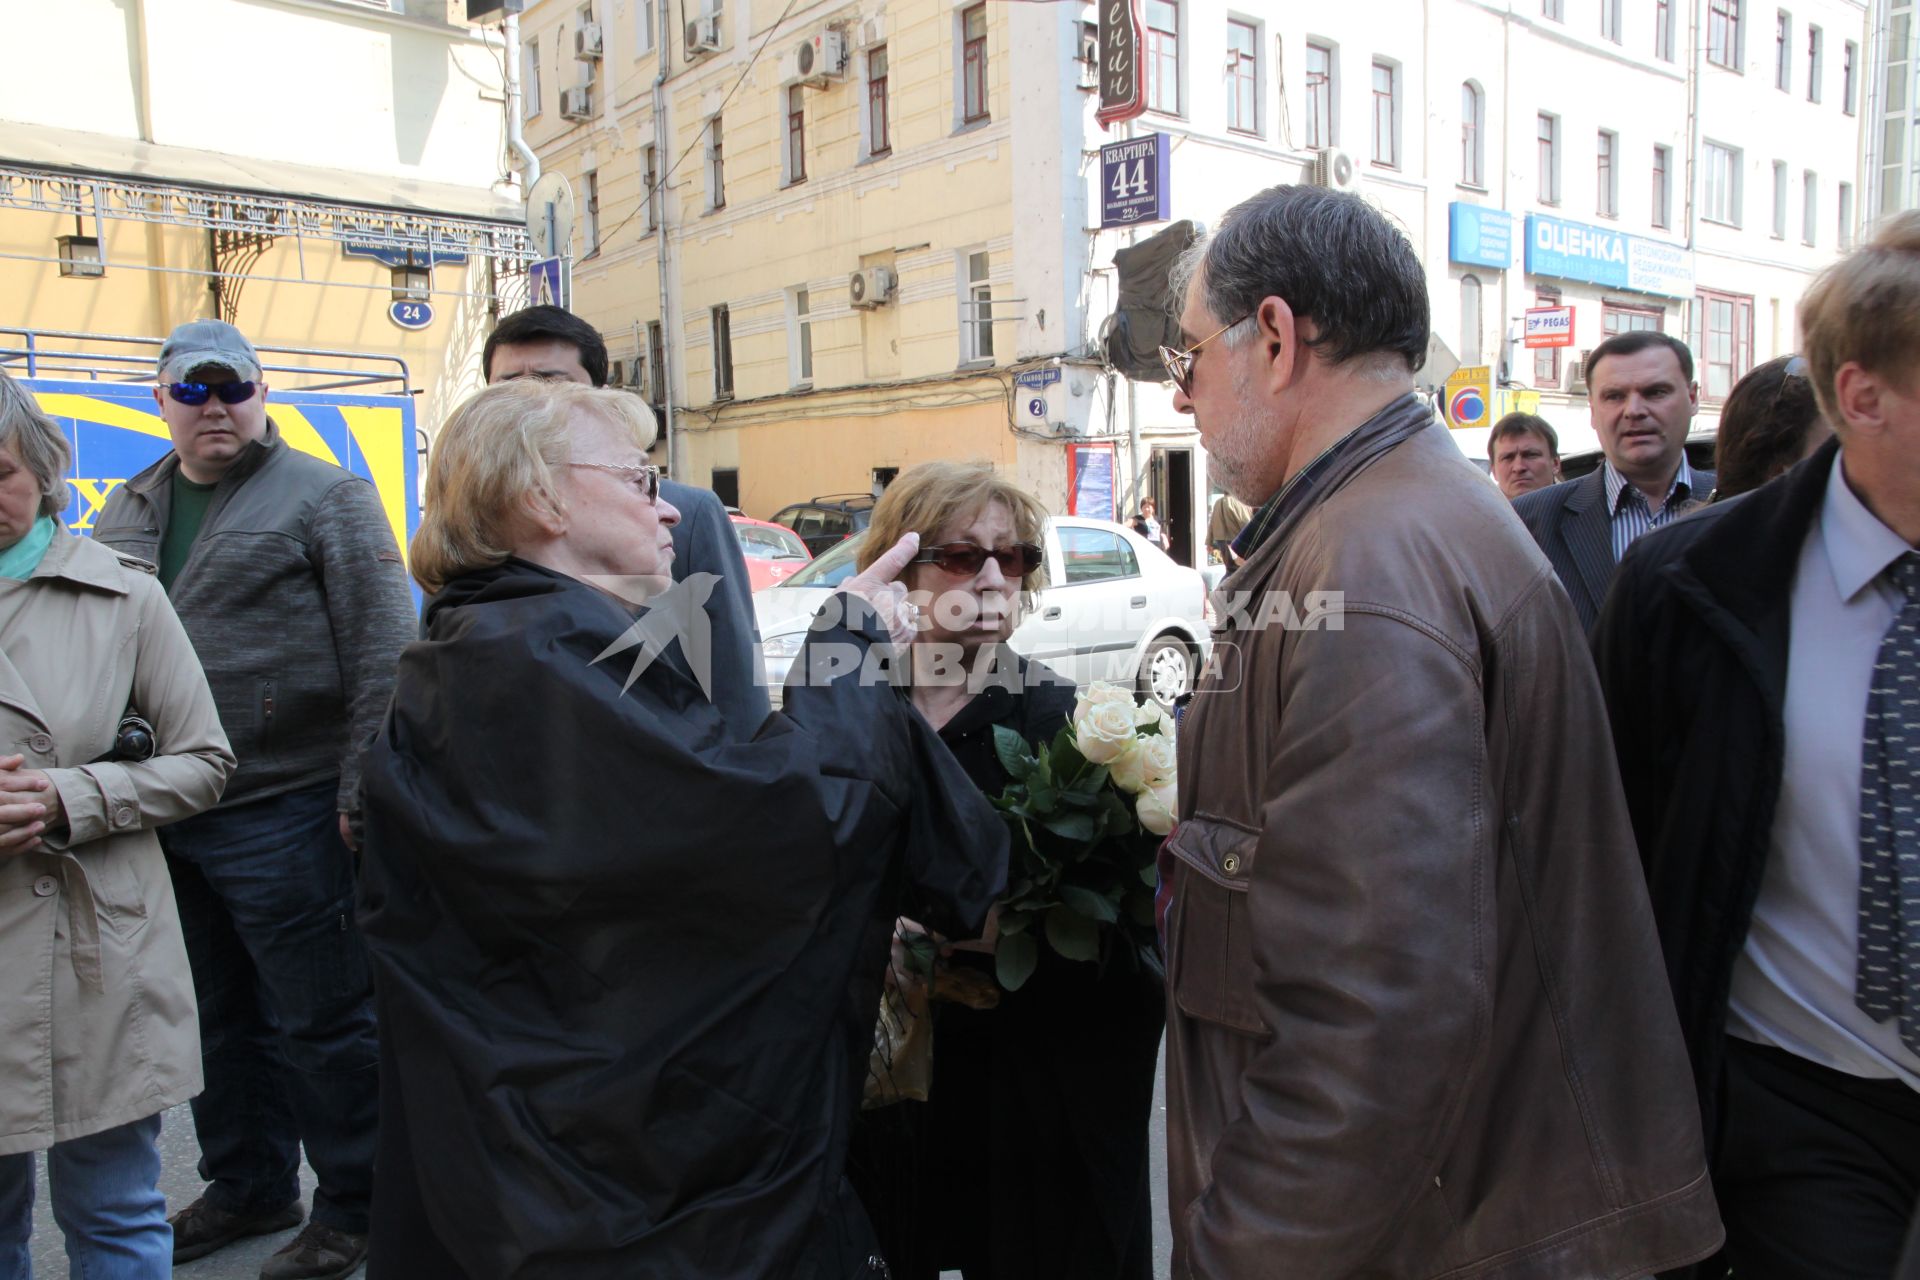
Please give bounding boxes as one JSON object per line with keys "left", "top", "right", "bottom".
{"left": 1512, "top": 331, "right": 1713, "bottom": 632}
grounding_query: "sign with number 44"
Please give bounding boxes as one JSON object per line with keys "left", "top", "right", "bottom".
{"left": 1100, "top": 132, "right": 1171, "bottom": 229}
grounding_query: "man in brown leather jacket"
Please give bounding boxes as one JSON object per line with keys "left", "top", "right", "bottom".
{"left": 1157, "top": 184, "right": 1724, "bottom": 1279}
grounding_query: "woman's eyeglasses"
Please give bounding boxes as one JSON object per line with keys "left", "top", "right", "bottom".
{"left": 910, "top": 541, "right": 1043, "bottom": 578}
{"left": 1159, "top": 314, "right": 1253, "bottom": 396}
{"left": 569, "top": 461, "right": 661, "bottom": 503}
{"left": 167, "top": 381, "right": 258, "bottom": 407}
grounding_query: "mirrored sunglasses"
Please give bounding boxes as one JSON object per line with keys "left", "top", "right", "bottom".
{"left": 167, "top": 381, "right": 258, "bottom": 406}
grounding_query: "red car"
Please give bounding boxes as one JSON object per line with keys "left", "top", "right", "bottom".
{"left": 730, "top": 515, "right": 814, "bottom": 591}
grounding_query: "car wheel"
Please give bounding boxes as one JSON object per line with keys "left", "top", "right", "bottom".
{"left": 1137, "top": 634, "right": 1193, "bottom": 713}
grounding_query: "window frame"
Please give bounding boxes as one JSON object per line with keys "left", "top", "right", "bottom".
{"left": 1690, "top": 288, "right": 1754, "bottom": 404}
{"left": 647, "top": 320, "right": 665, "bottom": 408}
{"left": 1702, "top": 140, "right": 1741, "bottom": 226}
{"left": 785, "top": 84, "right": 808, "bottom": 186}
{"left": 1653, "top": 143, "right": 1673, "bottom": 228}
{"left": 1461, "top": 81, "right": 1485, "bottom": 188}
{"left": 643, "top": 145, "right": 660, "bottom": 231}
{"left": 1839, "top": 180, "right": 1855, "bottom": 248}
{"left": 961, "top": 3, "right": 989, "bottom": 125}
{"left": 1597, "top": 129, "right": 1619, "bottom": 218}
{"left": 522, "top": 36, "right": 542, "bottom": 120}
{"left": 1708, "top": 0, "right": 1742, "bottom": 70}
{"left": 1602, "top": 302, "right": 1665, "bottom": 335}
{"left": 636, "top": 0, "right": 655, "bottom": 54}
{"left": 1144, "top": 0, "right": 1182, "bottom": 116}
{"left": 583, "top": 169, "right": 600, "bottom": 256}
{"left": 866, "top": 45, "right": 891, "bottom": 158}
{"left": 1538, "top": 112, "right": 1561, "bottom": 206}
{"left": 1225, "top": 17, "right": 1260, "bottom": 135}
{"left": 1460, "top": 274, "right": 1483, "bottom": 366}
{"left": 1775, "top": 9, "right": 1792, "bottom": 92}
{"left": 1843, "top": 40, "right": 1857, "bottom": 114}
{"left": 706, "top": 113, "right": 726, "bottom": 212}
{"left": 1771, "top": 159, "right": 1789, "bottom": 237}
{"left": 1601, "top": 0, "right": 1622, "bottom": 43}
{"left": 1807, "top": 25, "right": 1823, "bottom": 101}
{"left": 1543, "top": 0, "right": 1564, "bottom": 21}
{"left": 788, "top": 286, "right": 814, "bottom": 387}
{"left": 711, "top": 303, "right": 734, "bottom": 400}
{"left": 961, "top": 249, "right": 994, "bottom": 365}
{"left": 1304, "top": 41, "right": 1336, "bottom": 149}
{"left": 1655, "top": 0, "right": 1675, "bottom": 60}
{"left": 1802, "top": 170, "right": 1817, "bottom": 246}
{"left": 1370, "top": 58, "right": 1400, "bottom": 170}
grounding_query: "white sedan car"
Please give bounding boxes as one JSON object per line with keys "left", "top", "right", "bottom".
{"left": 753, "top": 516, "right": 1212, "bottom": 711}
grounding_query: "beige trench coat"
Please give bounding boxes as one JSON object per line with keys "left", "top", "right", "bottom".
{"left": 0, "top": 529, "right": 234, "bottom": 1155}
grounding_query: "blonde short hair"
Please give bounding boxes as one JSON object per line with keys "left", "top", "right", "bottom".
{"left": 1800, "top": 209, "right": 1920, "bottom": 428}
{"left": 858, "top": 460, "right": 1050, "bottom": 593}
{"left": 411, "top": 379, "right": 657, "bottom": 595}
{"left": 0, "top": 368, "right": 73, "bottom": 520}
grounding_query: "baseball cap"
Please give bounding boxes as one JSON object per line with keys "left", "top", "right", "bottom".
{"left": 157, "top": 320, "right": 263, "bottom": 383}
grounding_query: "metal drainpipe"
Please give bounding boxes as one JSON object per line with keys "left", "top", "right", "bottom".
{"left": 654, "top": 1, "right": 676, "bottom": 480}
{"left": 504, "top": 15, "right": 541, "bottom": 193}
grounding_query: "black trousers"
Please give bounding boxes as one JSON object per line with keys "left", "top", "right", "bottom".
{"left": 1703, "top": 1038, "right": 1920, "bottom": 1280}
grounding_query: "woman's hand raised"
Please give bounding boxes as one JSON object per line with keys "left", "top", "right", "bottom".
{"left": 842, "top": 532, "right": 920, "bottom": 648}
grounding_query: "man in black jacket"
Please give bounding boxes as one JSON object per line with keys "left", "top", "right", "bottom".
{"left": 1594, "top": 216, "right": 1920, "bottom": 1278}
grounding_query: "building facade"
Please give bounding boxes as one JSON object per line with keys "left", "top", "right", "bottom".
{"left": 0, "top": 0, "right": 527, "bottom": 435}
{"left": 520, "top": 0, "right": 1865, "bottom": 554}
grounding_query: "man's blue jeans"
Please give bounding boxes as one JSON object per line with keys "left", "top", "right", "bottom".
{"left": 0, "top": 1114, "right": 170, "bottom": 1279}
{"left": 160, "top": 780, "right": 377, "bottom": 1234}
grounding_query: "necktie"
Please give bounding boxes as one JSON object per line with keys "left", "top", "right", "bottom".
{"left": 1857, "top": 552, "right": 1920, "bottom": 1055}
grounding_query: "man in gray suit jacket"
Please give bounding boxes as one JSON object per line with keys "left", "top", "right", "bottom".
{"left": 483, "top": 307, "right": 770, "bottom": 732}
{"left": 1512, "top": 330, "right": 1713, "bottom": 632}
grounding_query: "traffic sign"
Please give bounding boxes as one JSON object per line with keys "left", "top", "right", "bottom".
{"left": 389, "top": 299, "right": 434, "bottom": 330}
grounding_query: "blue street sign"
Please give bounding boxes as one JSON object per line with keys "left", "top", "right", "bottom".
{"left": 1448, "top": 203, "right": 1513, "bottom": 270}
{"left": 389, "top": 299, "right": 434, "bottom": 330}
{"left": 1523, "top": 213, "right": 1694, "bottom": 298}
{"left": 1100, "top": 132, "right": 1171, "bottom": 228}
{"left": 1015, "top": 367, "right": 1062, "bottom": 389}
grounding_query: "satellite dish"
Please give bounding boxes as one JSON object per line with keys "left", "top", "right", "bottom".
{"left": 526, "top": 173, "right": 577, "bottom": 260}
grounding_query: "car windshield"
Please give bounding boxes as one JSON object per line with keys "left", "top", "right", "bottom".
{"left": 735, "top": 524, "right": 809, "bottom": 560}
{"left": 781, "top": 530, "right": 867, "bottom": 587}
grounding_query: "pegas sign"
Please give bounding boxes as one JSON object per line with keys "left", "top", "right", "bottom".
{"left": 1524, "top": 213, "right": 1694, "bottom": 298}
{"left": 32, "top": 381, "right": 420, "bottom": 566}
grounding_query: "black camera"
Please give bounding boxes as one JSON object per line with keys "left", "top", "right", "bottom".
{"left": 109, "top": 714, "right": 156, "bottom": 763}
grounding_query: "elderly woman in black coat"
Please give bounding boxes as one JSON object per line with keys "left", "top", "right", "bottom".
{"left": 355, "top": 380, "right": 1005, "bottom": 1279}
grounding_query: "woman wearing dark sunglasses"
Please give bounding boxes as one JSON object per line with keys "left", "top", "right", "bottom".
{"left": 846, "top": 462, "right": 1164, "bottom": 1280}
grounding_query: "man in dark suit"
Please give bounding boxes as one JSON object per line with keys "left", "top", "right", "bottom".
{"left": 1512, "top": 330, "right": 1713, "bottom": 632}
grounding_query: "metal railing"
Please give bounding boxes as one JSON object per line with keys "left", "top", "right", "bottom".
{"left": 0, "top": 328, "right": 413, "bottom": 395}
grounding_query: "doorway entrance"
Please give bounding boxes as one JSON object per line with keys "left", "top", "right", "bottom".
{"left": 1147, "top": 446, "right": 1195, "bottom": 567}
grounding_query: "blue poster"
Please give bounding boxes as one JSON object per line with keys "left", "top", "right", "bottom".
{"left": 1100, "top": 133, "right": 1171, "bottom": 228}
{"left": 1070, "top": 443, "right": 1116, "bottom": 520}
{"left": 1449, "top": 203, "right": 1513, "bottom": 270}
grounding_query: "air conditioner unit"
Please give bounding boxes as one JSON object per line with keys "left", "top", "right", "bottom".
{"left": 777, "top": 44, "right": 819, "bottom": 85}
{"left": 686, "top": 16, "right": 721, "bottom": 54}
{"left": 559, "top": 86, "right": 593, "bottom": 120}
{"left": 849, "top": 265, "right": 896, "bottom": 309}
{"left": 574, "top": 21, "right": 604, "bottom": 59}
{"left": 1567, "top": 349, "right": 1593, "bottom": 395}
{"left": 802, "top": 30, "right": 849, "bottom": 80}
{"left": 1310, "top": 148, "right": 1359, "bottom": 192}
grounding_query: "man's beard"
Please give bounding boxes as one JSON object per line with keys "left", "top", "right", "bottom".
{"left": 1203, "top": 363, "right": 1279, "bottom": 504}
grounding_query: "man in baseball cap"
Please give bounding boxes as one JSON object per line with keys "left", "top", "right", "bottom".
{"left": 92, "top": 320, "right": 416, "bottom": 1277}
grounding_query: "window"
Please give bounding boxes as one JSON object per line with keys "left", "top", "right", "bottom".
{"left": 1460, "top": 275, "right": 1483, "bottom": 365}
{"left": 637, "top": 0, "right": 655, "bottom": 53}
{"left": 1371, "top": 60, "right": 1398, "bottom": 168}
{"left": 1655, "top": 0, "right": 1675, "bottom": 59}
{"left": 1597, "top": 130, "right": 1618, "bottom": 217}
{"left": 789, "top": 287, "right": 813, "bottom": 385}
{"left": 711, "top": 468, "right": 740, "bottom": 510}
{"left": 1807, "top": 26, "right": 1823, "bottom": 101}
{"left": 706, "top": 114, "right": 725, "bottom": 210}
{"left": 583, "top": 170, "right": 600, "bottom": 255}
{"left": 1057, "top": 527, "right": 1139, "bottom": 584}
{"left": 963, "top": 250, "right": 994, "bottom": 363}
{"left": 1708, "top": 0, "right": 1741, "bottom": 69}
{"left": 867, "top": 46, "right": 891, "bottom": 156}
{"left": 1543, "top": 0, "right": 1564, "bottom": 20}
{"left": 1304, "top": 42, "right": 1335, "bottom": 148}
{"left": 961, "top": 4, "right": 989, "bottom": 124}
{"left": 1534, "top": 289, "right": 1563, "bottom": 387}
{"left": 711, "top": 304, "right": 733, "bottom": 399}
{"left": 643, "top": 145, "right": 660, "bottom": 231}
{"left": 1703, "top": 141, "right": 1741, "bottom": 224}
{"left": 1146, "top": 1, "right": 1180, "bottom": 114}
{"left": 647, "top": 321, "right": 665, "bottom": 407}
{"left": 1771, "top": 160, "right": 1789, "bottom": 236}
{"left": 1690, "top": 288, "right": 1753, "bottom": 402}
{"left": 785, "top": 85, "right": 807, "bottom": 185}
{"left": 1803, "top": 170, "right": 1817, "bottom": 245}
{"left": 522, "top": 37, "right": 541, "bottom": 119}
{"left": 1653, "top": 144, "right": 1673, "bottom": 227}
{"left": 1844, "top": 40, "right": 1857, "bottom": 113}
{"left": 1538, "top": 113, "right": 1561, "bottom": 205}
{"left": 1840, "top": 180, "right": 1855, "bottom": 248}
{"left": 1461, "top": 82, "right": 1485, "bottom": 186}
{"left": 1603, "top": 303, "right": 1664, "bottom": 334}
{"left": 1775, "top": 11, "right": 1791, "bottom": 91}
{"left": 1601, "top": 0, "right": 1622, "bottom": 42}
{"left": 1226, "top": 19, "right": 1259, "bottom": 134}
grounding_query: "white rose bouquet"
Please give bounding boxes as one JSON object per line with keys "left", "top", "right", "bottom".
{"left": 988, "top": 681, "right": 1176, "bottom": 991}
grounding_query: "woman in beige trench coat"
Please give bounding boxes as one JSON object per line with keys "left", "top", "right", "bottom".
{"left": 0, "top": 369, "right": 234, "bottom": 1278}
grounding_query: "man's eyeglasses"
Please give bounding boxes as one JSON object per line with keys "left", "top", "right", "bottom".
{"left": 910, "top": 541, "right": 1043, "bottom": 578}
{"left": 1159, "top": 314, "right": 1253, "bottom": 397}
{"left": 167, "top": 381, "right": 258, "bottom": 407}
{"left": 569, "top": 461, "right": 661, "bottom": 503}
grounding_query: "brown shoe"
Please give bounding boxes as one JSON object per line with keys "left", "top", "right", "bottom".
{"left": 259, "top": 1220, "right": 369, "bottom": 1280}
{"left": 168, "top": 1195, "right": 304, "bottom": 1263}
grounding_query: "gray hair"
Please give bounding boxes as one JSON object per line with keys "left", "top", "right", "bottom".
{"left": 0, "top": 369, "right": 72, "bottom": 520}
{"left": 1170, "top": 185, "right": 1430, "bottom": 371}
